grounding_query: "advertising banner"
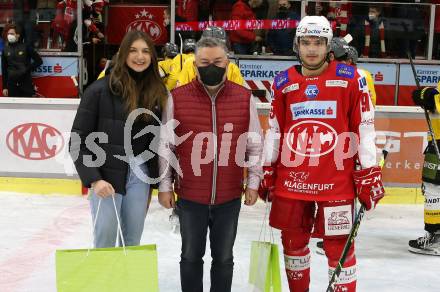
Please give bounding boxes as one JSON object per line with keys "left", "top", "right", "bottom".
{"left": 0, "top": 98, "right": 430, "bottom": 187}
{"left": 398, "top": 64, "right": 440, "bottom": 106}
{"left": 375, "top": 111, "right": 427, "bottom": 186}
{"left": 357, "top": 62, "right": 397, "bottom": 105}
{"left": 239, "top": 59, "right": 296, "bottom": 102}
{"left": 0, "top": 57, "right": 78, "bottom": 98}
{"left": 0, "top": 100, "right": 78, "bottom": 178}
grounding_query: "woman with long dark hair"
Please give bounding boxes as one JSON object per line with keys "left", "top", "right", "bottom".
{"left": 70, "top": 30, "right": 167, "bottom": 248}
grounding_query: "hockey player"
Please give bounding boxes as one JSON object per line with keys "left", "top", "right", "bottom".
{"left": 176, "top": 26, "right": 244, "bottom": 87}
{"left": 260, "top": 16, "right": 385, "bottom": 291}
{"left": 316, "top": 38, "right": 378, "bottom": 255}
{"left": 329, "top": 36, "right": 377, "bottom": 106}
{"left": 159, "top": 42, "right": 179, "bottom": 86}
{"left": 166, "top": 38, "right": 196, "bottom": 89}
{"left": 410, "top": 84, "right": 440, "bottom": 255}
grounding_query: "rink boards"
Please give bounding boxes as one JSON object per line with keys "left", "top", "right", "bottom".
{"left": 0, "top": 98, "right": 428, "bottom": 203}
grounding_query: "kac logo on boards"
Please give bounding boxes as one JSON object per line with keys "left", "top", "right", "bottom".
{"left": 6, "top": 123, "right": 65, "bottom": 160}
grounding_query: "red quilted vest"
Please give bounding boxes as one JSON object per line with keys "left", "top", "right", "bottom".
{"left": 172, "top": 80, "right": 251, "bottom": 205}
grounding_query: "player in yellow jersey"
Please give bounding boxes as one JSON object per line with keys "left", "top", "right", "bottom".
{"left": 166, "top": 38, "right": 196, "bottom": 90}
{"left": 159, "top": 42, "right": 179, "bottom": 86}
{"left": 410, "top": 83, "right": 440, "bottom": 255}
{"left": 176, "top": 26, "right": 244, "bottom": 88}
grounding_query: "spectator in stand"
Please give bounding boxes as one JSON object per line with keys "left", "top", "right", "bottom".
{"left": 163, "top": 7, "right": 171, "bottom": 42}
{"left": 0, "top": 28, "right": 4, "bottom": 52}
{"left": 266, "top": 0, "right": 299, "bottom": 56}
{"left": 359, "top": 5, "right": 388, "bottom": 58}
{"left": 394, "top": 0, "right": 425, "bottom": 59}
{"left": 1, "top": 23, "right": 42, "bottom": 97}
{"left": 176, "top": 0, "right": 199, "bottom": 23}
{"left": 13, "top": 0, "right": 38, "bottom": 48}
{"left": 52, "top": 0, "right": 78, "bottom": 49}
{"left": 327, "top": 0, "right": 352, "bottom": 37}
{"left": 176, "top": 0, "right": 198, "bottom": 41}
{"left": 306, "top": 1, "right": 329, "bottom": 17}
{"left": 230, "top": 0, "right": 260, "bottom": 55}
{"left": 249, "top": 0, "right": 268, "bottom": 54}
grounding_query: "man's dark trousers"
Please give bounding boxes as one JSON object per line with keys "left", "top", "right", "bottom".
{"left": 178, "top": 197, "right": 241, "bottom": 292}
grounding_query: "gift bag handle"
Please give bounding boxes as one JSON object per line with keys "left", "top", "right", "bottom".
{"left": 258, "top": 197, "right": 275, "bottom": 244}
{"left": 87, "top": 195, "right": 127, "bottom": 256}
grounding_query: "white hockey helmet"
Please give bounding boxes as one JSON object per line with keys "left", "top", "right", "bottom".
{"left": 294, "top": 16, "right": 333, "bottom": 52}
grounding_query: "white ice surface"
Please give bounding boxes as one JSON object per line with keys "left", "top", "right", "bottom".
{"left": 0, "top": 192, "right": 438, "bottom": 292}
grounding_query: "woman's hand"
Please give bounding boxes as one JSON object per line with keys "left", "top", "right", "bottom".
{"left": 92, "top": 180, "right": 115, "bottom": 198}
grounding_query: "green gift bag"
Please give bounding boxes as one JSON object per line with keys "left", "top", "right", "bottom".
{"left": 249, "top": 198, "right": 282, "bottom": 292}
{"left": 56, "top": 244, "right": 158, "bottom": 292}
{"left": 249, "top": 241, "right": 282, "bottom": 292}
{"left": 56, "top": 195, "right": 159, "bottom": 292}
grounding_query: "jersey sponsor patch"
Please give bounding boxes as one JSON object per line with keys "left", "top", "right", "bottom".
{"left": 274, "top": 70, "right": 289, "bottom": 89}
{"left": 325, "top": 80, "right": 348, "bottom": 88}
{"left": 282, "top": 83, "right": 300, "bottom": 94}
{"left": 358, "top": 76, "right": 367, "bottom": 91}
{"left": 304, "top": 85, "right": 319, "bottom": 98}
{"left": 324, "top": 204, "right": 353, "bottom": 236}
{"left": 336, "top": 63, "right": 355, "bottom": 79}
{"left": 290, "top": 100, "right": 337, "bottom": 119}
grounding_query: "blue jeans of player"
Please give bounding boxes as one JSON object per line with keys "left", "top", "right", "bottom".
{"left": 178, "top": 198, "right": 241, "bottom": 292}
{"left": 89, "top": 162, "right": 150, "bottom": 248}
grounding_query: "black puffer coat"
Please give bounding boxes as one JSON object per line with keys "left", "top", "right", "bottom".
{"left": 69, "top": 76, "right": 162, "bottom": 194}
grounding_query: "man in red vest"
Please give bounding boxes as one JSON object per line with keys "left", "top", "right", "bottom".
{"left": 158, "top": 36, "right": 263, "bottom": 292}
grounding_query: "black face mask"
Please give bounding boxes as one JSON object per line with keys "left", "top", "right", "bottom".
{"left": 197, "top": 64, "right": 226, "bottom": 86}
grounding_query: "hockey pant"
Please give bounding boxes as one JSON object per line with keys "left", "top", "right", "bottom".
{"left": 270, "top": 196, "right": 357, "bottom": 292}
{"left": 422, "top": 183, "right": 440, "bottom": 233}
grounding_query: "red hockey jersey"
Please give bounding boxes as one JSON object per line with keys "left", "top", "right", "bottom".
{"left": 265, "top": 61, "right": 377, "bottom": 201}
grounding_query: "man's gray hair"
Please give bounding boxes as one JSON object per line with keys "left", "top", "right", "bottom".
{"left": 195, "top": 37, "right": 228, "bottom": 55}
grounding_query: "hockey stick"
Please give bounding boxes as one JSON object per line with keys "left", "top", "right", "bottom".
{"left": 326, "top": 142, "right": 391, "bottom": 292}
{"left": 407, "top": 52, "right": 440, "bottom": 160}
{"left": 178, "top": 33, "right": 184, "bottom": 71}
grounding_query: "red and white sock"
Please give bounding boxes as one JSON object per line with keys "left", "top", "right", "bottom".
{"left": 284, "top": 248, "right": 311, "bottom": 292}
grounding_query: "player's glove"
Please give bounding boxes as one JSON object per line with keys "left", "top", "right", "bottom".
{"left": 258, "top": 166, "right": 276, "bottom": 202}
{"left": 412, "top": 87, "right": 438, "bottom": 112}
{"left": 353, "top": 166, "right": 385, "bottom": 211}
